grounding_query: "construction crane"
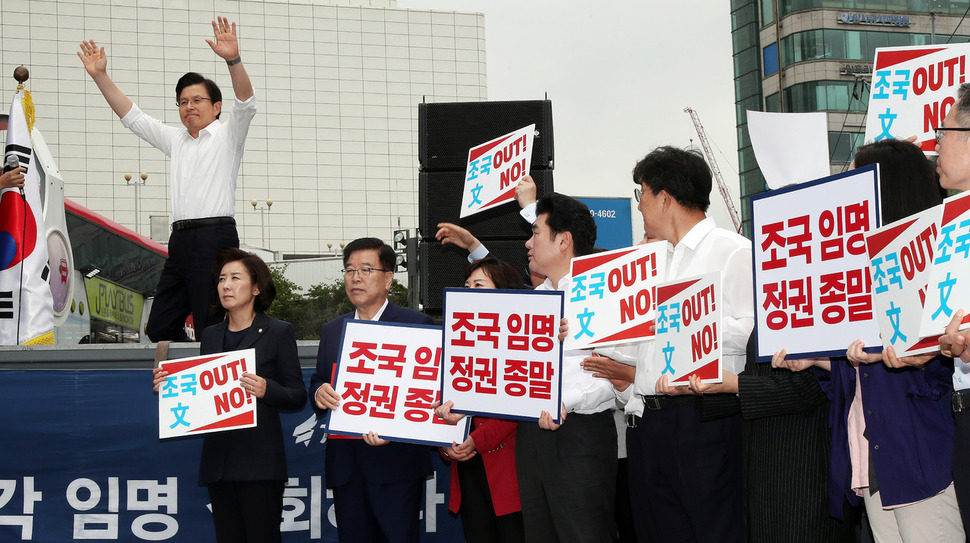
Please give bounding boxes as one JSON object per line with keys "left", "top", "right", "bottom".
{"left": 684, "top": 107, "right": 742, "bottom": 233}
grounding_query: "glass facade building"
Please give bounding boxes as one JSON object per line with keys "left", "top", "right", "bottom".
{"left": 730, "top": 0, "right": 970, "bottom": 236}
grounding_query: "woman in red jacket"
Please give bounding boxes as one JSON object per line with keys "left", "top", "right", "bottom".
{"left": 437, "top": 257, "right": 525, "bottom": 543}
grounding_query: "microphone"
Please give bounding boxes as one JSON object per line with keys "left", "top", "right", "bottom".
{"left": 5, "top": 154, "right": 25, "bottom": 198}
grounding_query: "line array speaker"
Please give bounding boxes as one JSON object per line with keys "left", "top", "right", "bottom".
{"left": 419, "top": 240, "right": 532, "bottom": 313}
{"left": 418, "top": 100, "right": 554, "bottom": 172}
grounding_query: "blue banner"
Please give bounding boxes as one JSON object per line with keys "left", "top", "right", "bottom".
{"left": 0, "top": 369, "right": 463, "bottom": 542}
{"left": 577, "top": 197, "right": 635, "bottom": 250}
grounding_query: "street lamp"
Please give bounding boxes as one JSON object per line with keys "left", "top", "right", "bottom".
{"left": 125, "top": 172, "right": 148, "bottom": 234}
{"left": 250, "top": 198, "right": 273, "bottom": 247}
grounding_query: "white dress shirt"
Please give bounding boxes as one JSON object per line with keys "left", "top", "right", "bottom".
{"left": 537, "top": 275, "right": 616, "bottom": 415}
{"left": 622, "top": 217, "right": 754, "bottom": 414}
{"left": 120, "top": 96, "right": 257, "bottom": 221}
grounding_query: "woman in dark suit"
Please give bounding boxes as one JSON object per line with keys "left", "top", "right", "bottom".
{"left": 154, "top": 248, "right": 306, "bottom": 542}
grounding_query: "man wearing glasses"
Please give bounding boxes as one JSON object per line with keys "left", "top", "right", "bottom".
{"left": 934, "top": 83, "right": 970, "bottom": 537}
{"left": 78, "top": 16, "right": 255, "bottom": 342}
{"left": 310, "top": 237, "right": 434, "bottom": 543}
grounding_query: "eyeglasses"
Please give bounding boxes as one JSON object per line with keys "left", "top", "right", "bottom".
{"left": 935, "top": 127, "right": 970, "bottom": 144}
{"left": 177, "top": 96, "right": 213, "bottom": 108}
{"left": 634, "top": 188, "right": 642, "bottom": 203}
{"left": 342, "top": 267, "right": 390, "bottom": 278}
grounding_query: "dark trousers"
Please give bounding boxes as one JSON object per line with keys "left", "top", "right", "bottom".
{"left": 146, "top": 223, "right": 238, "bottom": 342}
{"left": 331, "top": 462, "right": 423, "bottom": 543}
{"left": 515, "top": 410, "right": 617, "bottom": 543}
{"left": 627, "top": 403, "right": 743, "bottom": 543}
{"left": 952, "top": 408, "right": 970, "bottom": 538}
{"left": 457, "top": 454, "right": 525, "bottom": 543}
{"left": 208, "top": 480, "right": 284, "bottom": 543}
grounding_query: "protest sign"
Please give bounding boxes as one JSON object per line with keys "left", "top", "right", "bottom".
{"left": 751, "top": 165, "right": 881, "bottom": 361}
{"left": 460, "top": 124, "right": 535, "bottom": 218}
{"left": 654, "top": 271, "right": 721, "bottom": 385}
{"left": 441, "top": 288, "right": 563, "bottom": 423}
{"left": 865, "top": 43, "right": 970, "bottom": 153}
{"left": 920, "top": 190, "right": 970, "bottom": 336}
{"left": 326, "top": 321, "right": 469, "bottom": 447}
{"left": 563, "top": 242, "right": 666, "bottom": 350}
{"left": 866, "top": 205, "right": 943, "bottom": 355}
{"left": 158, "top": 349, "right": 257, "bottom": 439}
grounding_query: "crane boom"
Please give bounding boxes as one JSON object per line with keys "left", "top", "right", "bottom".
{"left": 684, "top": 107, "right": 742, "bottom": 233}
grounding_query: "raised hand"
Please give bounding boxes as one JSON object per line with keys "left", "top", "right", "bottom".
{"left": 77, "top": 40, "right": 107, "bottom": 78}
{"left": 206, "top": 16, "right": 240, "bottom": 61}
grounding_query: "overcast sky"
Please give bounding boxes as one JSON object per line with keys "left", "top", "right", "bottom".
{"left": 402, "top": 0, "right": 742, "bottom": 238}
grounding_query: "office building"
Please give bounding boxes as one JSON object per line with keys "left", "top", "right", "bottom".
{"left": 731, "top": 0, "right": 970, "bottom": 234}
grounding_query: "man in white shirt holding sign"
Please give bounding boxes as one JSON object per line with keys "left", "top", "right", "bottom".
{"left": 518, "top": 192, "right": 618, "bottom": 543}
{"left": 623, "top": 146, "right": 753, "bottom": 543}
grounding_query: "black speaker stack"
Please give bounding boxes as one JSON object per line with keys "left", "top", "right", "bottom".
{"left": 416, "top": 100, "right": 554, "bottom": 313}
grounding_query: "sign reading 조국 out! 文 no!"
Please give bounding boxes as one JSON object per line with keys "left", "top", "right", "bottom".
{"left": 460, "top": 124, "right": 535, "bottom": 218}
{"left": 327, "top": 320, "right": 470, "bottom": 447}
{"left": 865, "top": 205, "right": 943, "bottom": 356}
{"left": 920, "top": 190, "right": 970, "bottom": 337}
{"left": 865, "top": 43, "right": 970, "bottom": 154}
{"left": 653, "top": 271, "right": 722, "bottom": 386}
{"left": 158, "top": 349, "right": 257, "bottom": 439}
{"left": 563, "top": 242, "right": 666, "bottom": 350}
{"left": 84, "top": 275, "right": 145, "bottom": 330}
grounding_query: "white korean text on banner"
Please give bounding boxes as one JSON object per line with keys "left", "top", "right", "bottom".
{"left": 158, "top": 349, "right": 257, "bottom": 439}
{"left": 751, "top": 165, "right": 881, "bottom": 361}
{"left": 0, "top": 368, "right": 465, "bottom": 542}
{"left": 460, "top": 124, "right": 535, "bottom": 218}
{"left": 326, "top": 321, "right": 469, "bottom": 447}
{"left": 563, "top": 242, "right": 666, "bottom": 350}
{"left": 920, "top": 190, "right": 970, "bottom": 336}
{"left": 653, "top": 271, "right": 722, "bottom": 385}
{"left": 864, "top": 43, "right": 970, "bottom": 154}
{"left": 866, "top": 205, "right": 943, "bottom": 355}
{"left": 0, "top": 89, "right": 54, "bottom": 345}
{"left": 441, "top": 288, "right": 563, "bottom": 423}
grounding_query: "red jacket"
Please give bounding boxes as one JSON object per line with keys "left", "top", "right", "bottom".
{"left": 446, "top": 416, "right": 521, "bottom": 516}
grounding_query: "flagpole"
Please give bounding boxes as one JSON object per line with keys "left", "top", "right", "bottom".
{"left": 16, "top": 66, "right": 27, "bottom": 345}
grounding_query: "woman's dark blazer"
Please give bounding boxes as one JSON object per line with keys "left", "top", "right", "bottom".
{"left": 197, "top": 312, "right": 307, "bottom": 484}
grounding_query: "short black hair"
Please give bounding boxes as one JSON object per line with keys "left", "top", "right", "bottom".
{"left": 632, "top": 146, "right": 712, "bottom": 212}
{"left": 464, "top": 257, "right": 524, "bottom": 289}
{"left": 176, "top": 72, "right": 223, "bottom": 119}
{"left": 211, "top": 248, "right": 277, "bottom": 312}
{"left": 535, "top": 192, "right": 597, "bottom": 257}
{"left": 343, "top": 237, "right": 396, "bottom": 272}
{"left": 853, "top": 139, "right": 945, "bottom": 223}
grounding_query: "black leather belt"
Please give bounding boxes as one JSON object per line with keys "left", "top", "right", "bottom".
{"left": 641, "top": 394, "right": 694, "bottom": 411}
{"left": 171, "top": 216, "right": 235, "bottom": 231}
{"left": 954, "top": 390, "right": 970, "bottom": 413}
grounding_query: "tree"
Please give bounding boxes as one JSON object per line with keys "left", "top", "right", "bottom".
{"left": 266, "top": 263, "right": 305, "bottom": 332}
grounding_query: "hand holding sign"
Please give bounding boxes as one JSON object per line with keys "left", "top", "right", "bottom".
{"left": 240, "top": 372, "right": 265, "bottom": 398}
{"left": 515, "top": 174, "right": 537, "bottom": 209}
{"left": 314, "top": 382, "right": 340, "bottom": 410}
{"left": 941, "top": 310, "right": 970, "bottom": 361}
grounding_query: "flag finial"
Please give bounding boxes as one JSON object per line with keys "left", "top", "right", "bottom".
{"left": 13, "top": 66, "right": 34, "bottom": 132}
{"left": 13, "top": 65, "right": 28, "bottom": 85}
